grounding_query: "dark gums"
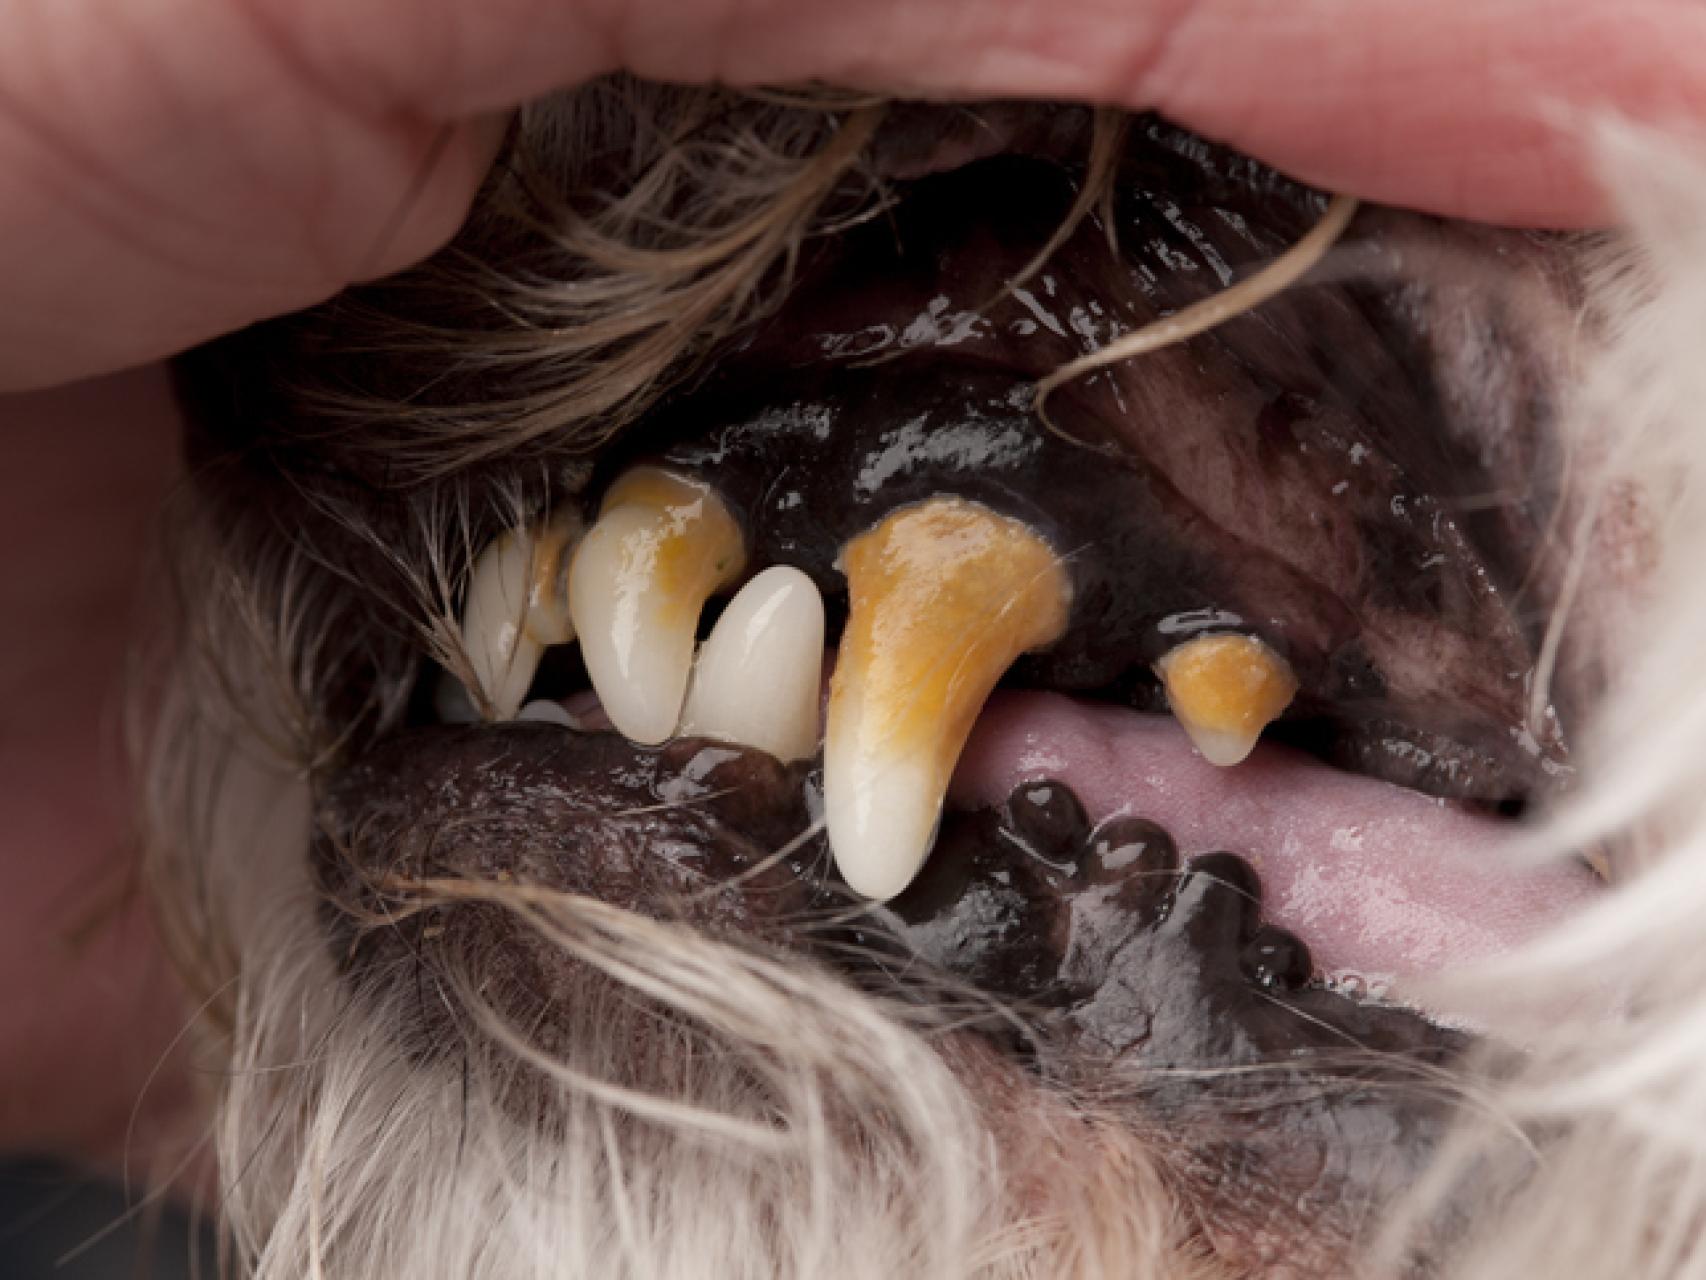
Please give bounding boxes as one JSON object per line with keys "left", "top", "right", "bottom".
{"left": 584, "top": 147, "right": 1568, "bottom": 805}
{"left": 880, "top": 781, "right": 1463, "bottom": 1074}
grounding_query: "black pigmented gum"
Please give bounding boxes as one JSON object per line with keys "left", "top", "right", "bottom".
{"left": 878, "top": 783, "right": 1462, "bottom": 1073}
{"left": 588, "top": 149, "right": 1569, "bottom": 804}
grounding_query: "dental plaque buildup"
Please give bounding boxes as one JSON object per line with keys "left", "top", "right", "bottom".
{"left": 569, "top": 467, "right": 747, "bottom": 745}
{"left": 1154, "top": 633, "right": 1298, "bottom": 767}
{"left": 823, "top": 496, "right": 1072, "bottom": 900}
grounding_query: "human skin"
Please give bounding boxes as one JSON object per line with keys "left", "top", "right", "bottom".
{"left": 1, "top": 0, "right": 1704, "bottom": 1165}
{"left": 0, "top": 369, "right": 188, "bottom": 1166}
{"left": 2, "top": 0, "right": 1704, "bottom": 391}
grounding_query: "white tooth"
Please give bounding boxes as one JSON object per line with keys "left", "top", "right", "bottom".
{"left": 568, "top": 468, "right": 746, "bottom": 746}
{"left": 824, "top": 497, "right": 1072, "bottom": 900}
{"left": 680, "top": 566, "right": 825, "bottom": 762}
{"left": 458, "top": 511, "right": 582, "bottom": 721}
{"left": 461, "top": 531, "right": 543, "bottom": 721}
{"left": 824, "top": 701, "right": 949, "bottom": 901}
{"left": 517, "top": 699, "right": 581, "bottom": 729}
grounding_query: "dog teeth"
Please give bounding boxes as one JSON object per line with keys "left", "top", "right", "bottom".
{"left": 824, "top": 498, "right": 1072, "bottom": 900}
{"left": 1155, "top": 633, "right": 1298, "bottom": 766}
{"left": 680, "top": 566, "right": 825, "bottom": 762}
{"left": 517, "top": 699, "right": 581, "bottom": 729}
{"left": 460, "top": 509, "right": 582, "bottom": 720}
{"left": 569, "top": 467, "right": 746, "bottom": 745}
{"left": 520, "top": 510, "right": 584, "bottom": 647}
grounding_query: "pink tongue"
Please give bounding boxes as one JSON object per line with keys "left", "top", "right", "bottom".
{"left": 951, "top": 691, "right": 1597, "bottom": 986}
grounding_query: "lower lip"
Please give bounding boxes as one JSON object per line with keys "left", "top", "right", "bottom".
{"left": 951, "top": 690, "right": 1600, "bottom": 992}
{"left": 562, "top": 683, "right": 1599, "bottom": 990}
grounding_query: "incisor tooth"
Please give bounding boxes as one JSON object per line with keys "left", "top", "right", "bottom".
{"left": 825, "top": 497, "right": 1072, "bottom": 900}
{"left": 680, "top": 566, "right": 825, "bottom": 762}
{"left": 569, "top": 467, "right": 746, "bottom": 745}
{"left": 1155, "top": 633, "right": 1297, "bottom": 766}
{"left": 460, "top": 509, "right": 582, "bottom": 720}
{"left": 520, "top": 509, "right": 583, "bottom": 647}
{"left": 517, "top": 699, "right": 581, "bottom": 729}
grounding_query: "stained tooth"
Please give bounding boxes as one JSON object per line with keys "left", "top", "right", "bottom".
{"left": 825, "top": 497, "right": 1072, "bottom": 900}
{"left": 520, "top": 509, "right": 583, "bottom": 647}
{"left": 569, "top": 467, "right": 746, "bottom": 745}
{"left": 680, "top": 566, "right": 825, "bottom": 762}
{"left": 1155, "top": 633, "right": 1298, "bottom": 766}
{"left": 460, "top": 510, "right": 582, "bottom": 721}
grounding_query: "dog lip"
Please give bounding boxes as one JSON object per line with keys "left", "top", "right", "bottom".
{"left": 511, "top": 674, "right": 1596, "bottom": 995}
{"left": 311, "top": 717, "right": 1480, "bottom": 1272}
{"left": 313, "top": 718, "right": 1487, "bottom": 1041}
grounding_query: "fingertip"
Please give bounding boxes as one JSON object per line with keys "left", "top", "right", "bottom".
{"left": 352, "top": 109, "right": 515, "bottom": 284}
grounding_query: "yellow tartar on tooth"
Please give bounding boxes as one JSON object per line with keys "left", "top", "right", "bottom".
{"left": 593, "top": 466, "right": 746, "bottom": 626}
{"left": 1155, "top": 633, "right": 1298, "bottom": 766}
{"left": 522, "top": 508, "right": 584, "bottom": 645}
{"left": 835, "top": 496, "right": 1072, "bottom": 765}
{"left": 825, "top": 495, "right": 1073, "bottom": 898}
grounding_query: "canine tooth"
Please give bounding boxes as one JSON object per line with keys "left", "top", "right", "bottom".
{"left": 461, "top": 510, "right": 582, "bottom": 720}
{"left": 1155, "top": 633, "right": 1298, "bottom": 766}
{"left": 825, "top": 498, "right": 1072, "bottom": 900}
{"left": 569, "top": 467, "right": 746, "bottom": 745}
{"left": 680, "top": 566, "right": 825, "bottom": 762}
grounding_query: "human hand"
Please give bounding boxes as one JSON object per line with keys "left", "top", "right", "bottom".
{"left": 1, "top": 0, "right": 1702, "bottom": 390}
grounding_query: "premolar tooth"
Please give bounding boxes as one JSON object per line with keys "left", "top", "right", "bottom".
{"left": 825, "top": 497, "right": 1072, "bottom": 900}
{"left": 569, "top": 467, "right": 746, "bottom": 745}
{"left": 1155, "top": 633, "right": 1298, "bottom": 766}
{"left": 460, "top": 509, "right": 582, "bottom": 721}
{"left": 680, "top": 566, "right": 825, "bottom": 762}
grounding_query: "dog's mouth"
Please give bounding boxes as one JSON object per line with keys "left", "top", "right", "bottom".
{"left": 180, "top": 100, "right": 1607, "bottom": 1274}
{"left": 394, "top": 112, "right": 1598, "bottom": 983}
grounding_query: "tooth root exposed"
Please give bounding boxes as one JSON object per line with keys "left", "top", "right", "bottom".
{"left": 1155, "top": 633, "right": 1298, "bottom": 767}
{"left": 680, "top": 566, "right": 826, "bottom": 762}
{"left": 826, "top": 497, "right": 1072, "bottom": 900}
{"left": 569, "top": 467, "right": 747, "bottom": 745}
{"left": 460, "top": 510, "right": 583, "bottom": 721}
